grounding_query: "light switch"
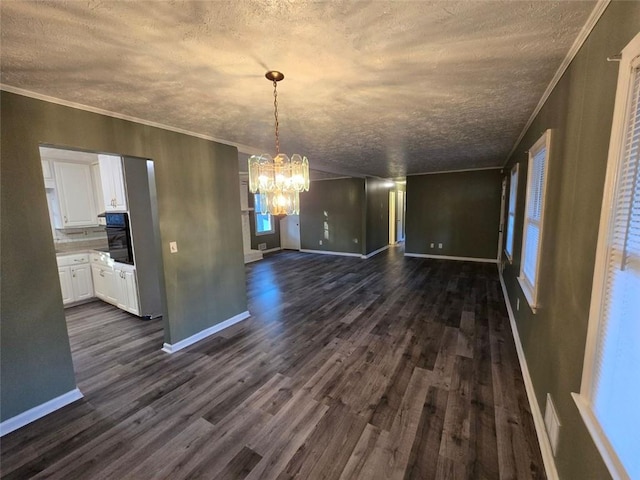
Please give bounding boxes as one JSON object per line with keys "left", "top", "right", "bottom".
{"left": 169, "top": 241, "right": 178, "bottom": 253}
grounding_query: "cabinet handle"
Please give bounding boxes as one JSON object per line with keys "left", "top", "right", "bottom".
{"left": 99, "top": 270, "right": 104, "bottom": 277}
{"left": 72, "top": 271, "right": 76, "bottom": 278}
{"left": 64, "top": 215, "right": 68, "bottom": 223}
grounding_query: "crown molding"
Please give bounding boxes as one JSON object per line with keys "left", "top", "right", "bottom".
{"left": 503, "top": 0, "right": 611, "bottom": 166}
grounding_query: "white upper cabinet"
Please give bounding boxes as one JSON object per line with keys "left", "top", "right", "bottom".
{"left": 53, "top": 161, "right": 99, "bottom": 228}
{"left": 98, "top": 154, "right": 127, "bottom": 211}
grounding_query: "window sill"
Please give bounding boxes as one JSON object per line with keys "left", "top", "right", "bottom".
{"left": 504, "top": 250, "right": 513, "bottom": 264}
{"left": 517, "top": 276, "right": 538, "bottom": 313}
{"left": 256, "top": 231, "right": 275, "bottom": 236}
{"left": 572, "top": 393, "right": 628, "bottom": 480}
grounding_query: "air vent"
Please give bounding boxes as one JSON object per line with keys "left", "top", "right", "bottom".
{"left": 544, "top": 393, "right": 561, "bottom": 456}
{"left": 258, "top": 243, "right": 267, "bottom": 251}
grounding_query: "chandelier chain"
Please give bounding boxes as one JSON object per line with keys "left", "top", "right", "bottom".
{"left": 273, "top": 80, "right": 280, "bottom": 154}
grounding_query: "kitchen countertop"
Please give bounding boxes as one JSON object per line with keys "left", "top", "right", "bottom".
{"left": 55, "top": 240, "right": 109, "bottom": 255}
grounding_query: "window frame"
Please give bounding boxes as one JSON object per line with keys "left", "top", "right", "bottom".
{"left": 254, "top": 194, "right": 275, "bottom": 236}
{"left": 505, "top": 163, "right": 519, "bottom": 262}
{"left": 574, "top": 32, "right": 640, "bottom": 480}
{"left": 518, "top": 129, "right": 552, "bottom": 312}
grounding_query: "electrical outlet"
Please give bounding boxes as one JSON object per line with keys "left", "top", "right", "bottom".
{"left": 319, "top": 240, "right": 323, "bottom": 245}
{"left": 517, "top": 298, "right": 520, "bottom": 311}
{"left": 430, "top": 243, "right": 434, "bottom": 248}
{"left": 169, "top": 241, "right": 178, "bottom": 253}
{"left": 438, "top": 243, "right": 443, "bottom": 249}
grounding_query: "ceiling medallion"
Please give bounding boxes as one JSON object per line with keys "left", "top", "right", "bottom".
{"left": 248, "top": 71, "right": 309, "bottom": 216}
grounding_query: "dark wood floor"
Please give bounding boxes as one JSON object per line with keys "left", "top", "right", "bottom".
{"left": 1, "top": 247, "right": 545, "bottom": 479}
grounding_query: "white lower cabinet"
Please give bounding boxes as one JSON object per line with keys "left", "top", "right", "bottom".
{"left": 58, "top": 268, "right": 74, "bottom": 304}
{"left": 90, "top": 252, "right": 139, "bottom": 316}
{"left": 57, "top": 254, "right": 94, "bottom": 305}
{"left": 92, "top": 264, "right": 118, "bottom": 304}
{"left": 115, "top": 265, "right": 139, "bottom": 316}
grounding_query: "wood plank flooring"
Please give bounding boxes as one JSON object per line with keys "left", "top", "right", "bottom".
{"left": 0, "top": 247, "right": 545, "bottom": 479}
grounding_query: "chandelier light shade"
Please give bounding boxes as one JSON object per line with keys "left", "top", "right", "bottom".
{"left": 248, "top": 71, "right": 309, "bottom": 215}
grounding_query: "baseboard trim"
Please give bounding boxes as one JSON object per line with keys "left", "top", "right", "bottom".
{"left": 0, "top": 388, "right": 83, "bottom": 437}
{"left": 300, "top": 249, "right": 362, "bottom": 258}
{"left": 404, "top": 253, "right": 498, "bottom": 264}
{"left": 362, "top": 245, "right": 389, "bottom": 259}
{"left": 262, "top": 247, "right": 282, "bottom": 254}
{"left": 162, "top": 310, "right": 251, "bottom": 354}
{"left": 498, "top": 271, "right": 559, "bottom": 480}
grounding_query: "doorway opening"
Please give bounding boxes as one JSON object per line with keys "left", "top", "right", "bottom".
{"left": 39, "top": 144, "right": 167, "bottom": 379}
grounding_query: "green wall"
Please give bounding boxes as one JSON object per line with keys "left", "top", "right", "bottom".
{"left": 405, "top": 169, "right": 502, "bottom": 259}
{"left": 364, "top": 178, "right": 390, "bottom": 255}
{"left": 0, "top": 91, "right": 247, "bottom": 422}
{"left": 501, "top": 3, "right": 640, "bottom": 479}
{"left": 300, "top": 178, "right": 365, "bottom": 254}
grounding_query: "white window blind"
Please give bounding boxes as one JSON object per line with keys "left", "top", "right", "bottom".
{"left": 505, "top": 164, "right": 518, "bottom": 260}
{"left": 519, "top": 131, "right": 550, "bottom": 310}
{"left": 590, "top": 57, "right": 640, "bottom": 480}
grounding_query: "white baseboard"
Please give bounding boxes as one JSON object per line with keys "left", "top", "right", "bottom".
{"left": 0, "top": 388, "right": 83, "bottom": 437}
{"left": 362, "top": 245, "right": 389, "bottom": 259}
{"left": 162, "top": 310, "right": 251, "bottom": 354}
{"left": 404, "top": 252, "right": 498, "bottom": 264}
{"left": 262, "top": 247, "right": 282, "bottom": 254}
{"left": 498, "top": 271, "right": 559, "bottom": 480}
{"left": 300, "top": 249, "right": 362, "bottom": 258}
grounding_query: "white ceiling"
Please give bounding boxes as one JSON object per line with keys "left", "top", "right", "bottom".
{"left": 1, "top": 1, "right": 597, "bottom": 178}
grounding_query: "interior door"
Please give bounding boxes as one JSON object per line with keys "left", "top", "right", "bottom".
{"left": 280, "top": 215, "right": 301, "bottom": 250}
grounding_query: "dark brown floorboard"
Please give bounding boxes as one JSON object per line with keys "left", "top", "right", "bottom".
{"left": 0, "top": 247, "right": 545, "bottom": 479}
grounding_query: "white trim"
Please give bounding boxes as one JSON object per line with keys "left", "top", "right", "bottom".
{"left": 503, "top": 0, "right": 611, "bottom": 165}
{"left": 0, "top": 85, "right": 260, "bottom": 155}
{"left": 299, "top": 249, "right": 363, "bottom": 258}
{"left": 404, "top": 253, "right": 498, "bottom": 264}
{"left": 498, "top": 272, "right": 559, "bottom": 480}
{"left": 0, "top": 388, "right": 83, "bottom": 437}
{"left": 262, "top": 247, "right": 282, "bottom": 254}
{"left": 572, "top": 394, "right": 630, "bottom": 480}
{"left": 362, "top": 245, "right": 389, "bottom": 259}
{"left": 407, "top": 166, "right": 502, "bottom": 177}
{"left": 162, "top": 311, "right": 251, "bottom": 354}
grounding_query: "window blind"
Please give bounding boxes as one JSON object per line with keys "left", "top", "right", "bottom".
{"left": 520, "top": 131, "right": 550, "bottom": 307}
{"left": 592, "top": 61, "right": 640, "bottom": 480}
{"left": 506, "top": 165, "right": 518, "bottom": 259}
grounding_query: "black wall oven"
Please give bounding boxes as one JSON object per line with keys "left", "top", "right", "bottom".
{"left": 105, "top": 213, "right": 134, "bottom": 265}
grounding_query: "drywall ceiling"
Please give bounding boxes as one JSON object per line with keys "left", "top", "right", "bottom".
{"left": 1, "top": 1, "right": 597, "bottom": 178}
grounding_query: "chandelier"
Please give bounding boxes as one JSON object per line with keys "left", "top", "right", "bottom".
{"left": 248, "top": 71, "right": 309, "bottom": 216}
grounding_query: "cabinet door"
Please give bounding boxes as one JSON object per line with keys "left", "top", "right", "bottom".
{"left": 98, "top": 155, "right": 127, "bottom": 211}
{"left": 92, "top": 265, "right": 107, "bottom": 301}
{"left": 58, "top": 267, "right": 73, "bottom": 305}
{"left": 102, "top": 267, "right": 119, "bottom": 305}
{"left": 114, "top": 268, "right": 128, "bottom": 310}
{"left": 54, "top": 162, "right": 98, "bottom": 227}
{"left": 91, "top": 162, "right": 106, "bottom": 213}
{"left": 72, "top": 264, "right": 94, "bottom": 301}
{"left": 123, "top": 269, "right": 139, "bottom": 315}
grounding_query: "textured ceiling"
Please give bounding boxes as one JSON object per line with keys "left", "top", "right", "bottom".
{"left": 1, "top": 1, "right": 597, "bottom": 178}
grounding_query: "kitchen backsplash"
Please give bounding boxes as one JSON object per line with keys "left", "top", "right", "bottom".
{"left": 54, "top": 229, "right": 108, "bottom": 253}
